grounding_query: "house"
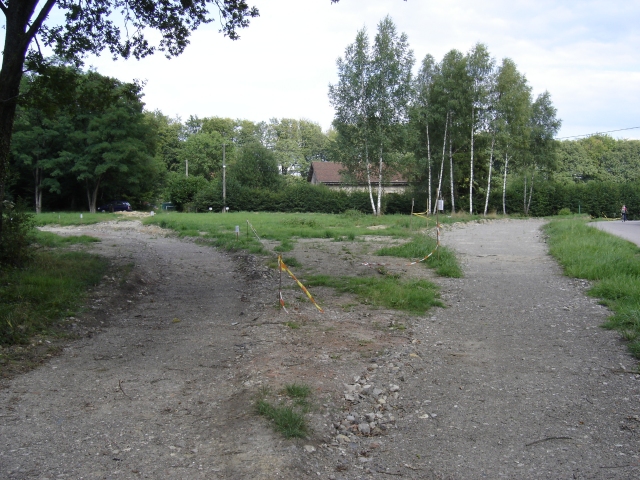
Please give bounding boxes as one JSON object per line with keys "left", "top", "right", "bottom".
{"left": 307, "top": 161, "right": 408, "bottom": 194}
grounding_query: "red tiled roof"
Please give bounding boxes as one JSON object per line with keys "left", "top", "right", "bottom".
{"left": 309, "top": 161, "right": 345, "bottom": 184}
{"left": 308, "top": 161, "right": 407, "bottom": 185}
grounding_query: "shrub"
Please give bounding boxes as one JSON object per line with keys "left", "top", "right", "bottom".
{"left": 0, "top": 202, "right": 35, "bottom": 268}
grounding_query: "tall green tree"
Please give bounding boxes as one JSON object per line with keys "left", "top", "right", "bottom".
{"left": 329, "top": 16, "right": 413, "bottom": 215}
{"left": 230, "top": 141, "right": 281, "bottom": 189}
{"left": 493, "top": 58, "right": 531, "bottom": 215}
{"left": 523, "top": 91, "right": 561, "bottom": 214}
{"left": 466, "top": 43, "right": 494, "bottom": 214}
{"left": 11, "top": 64, "right": 79, "bottom": 213}
{"left": 412, "top": 54, "right": 437, "bottom": 212}
{"left": 1, "top": 0, "right": 259, "bottom": 258}
{"left": 178, "top": 131, "right": 225, "bottom": 180}
{"left": 60, "top": 71, "right": 155, "bottom": 212}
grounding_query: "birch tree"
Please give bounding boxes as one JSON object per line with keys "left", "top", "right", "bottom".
{"left": 329, "top": 17, "right": 413, "bottom": 216}
{"left": 466, "top": 43, "right": 494, "bottom": 214}
{"left": 413, "top": 54, "right": 437, "bottom": 212}
{"left": 523, "top": 91, "right": 561, "bottom": 214}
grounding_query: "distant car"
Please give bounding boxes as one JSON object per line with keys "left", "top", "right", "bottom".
{"left": 98, "top": 200, "right": 132, "bottom": 212}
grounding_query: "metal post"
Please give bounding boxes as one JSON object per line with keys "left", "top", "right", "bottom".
{"left": 410, "top": 198, "right": 414, "bottom": 230}
{"left": 185, "top": 159, "right": 188, "bottom": 177}
{"left": 222, "top": 143, "right": 226, "bottom": 213}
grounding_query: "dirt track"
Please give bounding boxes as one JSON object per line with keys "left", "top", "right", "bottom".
{"left": 1, "top": 218, "right": 639, "bottom": 479}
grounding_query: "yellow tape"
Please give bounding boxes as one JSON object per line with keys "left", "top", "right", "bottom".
{"left": 279, "top": 257, "right": 324, "bottom": 313}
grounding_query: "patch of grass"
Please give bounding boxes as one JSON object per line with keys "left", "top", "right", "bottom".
{"left": 284, "top": 383, "right": 311, "bottom": 399}
{"left": 284, "top": 321, "right": 300, "bottom": 329}
{"left": 255, "top": 382, "right": 312, "bottom": 438}
{"left": 281, "top": 256, "right": 301, "bottom": 268}
{"left": 377, "top": 234, "right": 463, "bottom": 278}
{"left": 274, "top": 240, "right": 295, "bottom": 253}
{"left": 306, "top": 274, "right": 444, "bottom": 315}
{"left": 255, "top": 400, "right": 307, "bottom": 438}
{"left": 0, "top": 251, "right": 109, "bottom": 345}
{"left": 33, "top": 231, "right": 100, "bottom": 248}
{"left": 33, "top": 212, "right": 120, "bottom": 226}
{"left": 545, "top": 217, "right": 640, "bottom": 358}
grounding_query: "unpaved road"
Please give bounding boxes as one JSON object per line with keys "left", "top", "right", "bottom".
{"left": 1, "top": 218, "right": 639, "bottom": 479}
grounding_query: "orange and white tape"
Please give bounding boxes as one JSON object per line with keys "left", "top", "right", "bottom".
{"left": 278, "top": 255, "right": 324, "bottom": 313}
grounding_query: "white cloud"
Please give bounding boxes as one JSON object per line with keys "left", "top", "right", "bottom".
{"left": 53, "top": 0, "right": 640, "bottom": 139}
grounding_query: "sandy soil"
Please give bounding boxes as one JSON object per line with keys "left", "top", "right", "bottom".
{"left": 1, "top": 218, "right": 639, "bottom": 479}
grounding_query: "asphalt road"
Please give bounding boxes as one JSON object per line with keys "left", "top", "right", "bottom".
{"left": 590, "top": 219, "right": 640, "bottom": 247}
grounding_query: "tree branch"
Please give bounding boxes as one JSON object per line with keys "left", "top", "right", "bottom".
{"left": 24, "top": 0, "right": 58, "bottom": 48}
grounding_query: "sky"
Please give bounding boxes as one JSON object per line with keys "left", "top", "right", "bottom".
{"left": 34, "top": 0, "right": 640, "bottom": 139}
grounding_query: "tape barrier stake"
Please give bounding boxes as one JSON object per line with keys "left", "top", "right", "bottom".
{"left": 407, "top": 223, "right": 442, "bottom": 266}
{"left": 278, "top": 256, "right": 324, "bottom": 313}
{"left": 278, "top": 254, "right": 284, "bottom": 309}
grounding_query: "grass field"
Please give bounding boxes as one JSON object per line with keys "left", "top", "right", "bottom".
{"left": 545, "top": 216, "right": 640, "bottom": 358}
{"left": 0, "top": 233, "right": 107, "bottom": 346}
{"left": 33, "top": 212, "right": 122, "bottom": 226}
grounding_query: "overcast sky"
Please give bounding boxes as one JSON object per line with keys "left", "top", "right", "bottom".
{"left": 70, "top": 0, "right": 640, "bottom": 139}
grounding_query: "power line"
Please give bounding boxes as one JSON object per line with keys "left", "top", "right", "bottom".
{"left": 555, "top": 126, "right": 640, "bottom": 140}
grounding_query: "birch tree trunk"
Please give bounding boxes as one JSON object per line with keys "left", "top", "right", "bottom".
{"left": 469, "top": 106, "right": 474, "bottom": 214}
{"left": 527, "top": 173, "right": 534, "bottom": 215}
{"left": 364, "top": 142, "right": 377, "bottom": 216}
{"left": 434, "top": 111, "right": 449, "bottom": 214}
{"left": 502, "top": 152, "right": 509, "bottom": 215}
{"left": 523, "top": 175, "right": 528, "bottom": 215}
{"left": 34, "top": 167, "right": 42, "bottom": 214}
{"left": 449, "top": 115, "right": 455, "bottom": 214}
{"left": 427, "top": 123, "right": 432, "bottom": 214}
{"left": 86, "top": 177, "right": 101, "bottom": 214}
{"left": 376, "top": 146, "right": 383, "bottom": 216}
{"left": 483, "top": 133, "right": 496, "bottom": 216}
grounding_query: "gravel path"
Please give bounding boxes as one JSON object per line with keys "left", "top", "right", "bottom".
{"left": 1, "top": 218, "right": 639, "bottom": 479}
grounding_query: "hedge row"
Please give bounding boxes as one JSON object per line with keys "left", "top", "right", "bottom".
{"left": 492, "top": 180, "right": 640, "bottom": 219}
{"left": 170, "top": 176, "right": 640, "bottom": 219}
{"left": 180, "top": 180, "right": 414, "bottom": 215}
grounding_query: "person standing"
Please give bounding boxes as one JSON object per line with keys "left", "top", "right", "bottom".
{"left": 622, "top": 204, "right": 628, "bottom": 222}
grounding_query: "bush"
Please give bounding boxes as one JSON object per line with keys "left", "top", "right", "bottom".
{"left": 0, "top": 202, "right": 35, "bottom": 268}
{"left": 558, "top": 207, "right": 572, "bottom": 215}
{"left": 166, "top": 174, "right": 208, "bottom": 211}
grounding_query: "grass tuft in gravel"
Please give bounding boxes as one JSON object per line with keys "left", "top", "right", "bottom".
{"left": 255, "top": 382, "right": 312, "bottom": 438}
{"left": 305, "top": 274, "right": 444, "bottom": 314}
{"left": 376, "top": 235, "right": 463, "bottom": 278}
{"left": 545, "top": 217, "right": 640, "bottom": 358}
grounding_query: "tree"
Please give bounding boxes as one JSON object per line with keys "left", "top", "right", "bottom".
{"left": 466, "top": 43, "right": 494, "bottom": 214}
{"left": 412, "top": 54, "right": 437, "bottom": 212}
{"left": 1, "top": 0, "right": 259, "bottom": 257}
{"left": 11, "top": 65, "right": 79, "bottom": 213}
{"left": 329, "top": 16, "right": 413, "bottom": 216}
{"left": 230, "top": 141, "right": 281, "bottom": 189}
{"left": 60, "top": 71, "right": 155, "bottom": 213}
{"left": 493, "top": 59, "right": 531, "bottom": 215}
{"left": 523, "top": 91, "right": 561, "bottom": 214}
{"left": 267, "top": 118, "right": 329, "bottom": 176}
{"left": 178, "top": 131, "right": 224, "bottom": 179}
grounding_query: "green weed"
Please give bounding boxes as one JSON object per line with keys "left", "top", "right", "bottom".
{"left": 545, "top": 217, "right": 640, "bottom": 358}
{"left": 255, "top": 382, "right": 312, "bottom": 438}
{"left": 377, "top": 235, "right": 463, "bottom": 278}
{"left": 306, "top": 274, "right": 443, "bottom": 314}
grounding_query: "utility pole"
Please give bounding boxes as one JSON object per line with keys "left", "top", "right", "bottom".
{"left": 185, "top": 159, "right": 188, "bottom": 177}
{"left": 222, "top": 143, "right": 226, "bottom": 213}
